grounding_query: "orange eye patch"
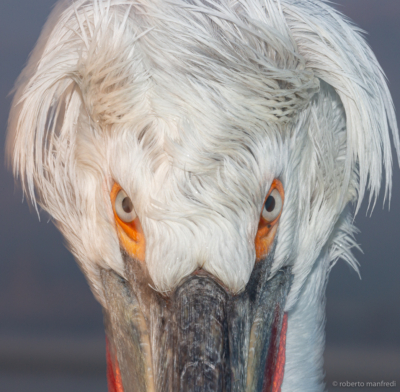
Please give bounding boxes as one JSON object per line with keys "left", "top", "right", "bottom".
{"left": 255, "top": 179, "right": 284, "bottom": 260}
{"left": 110, "top": 183, "right": 145, "bottom": 262}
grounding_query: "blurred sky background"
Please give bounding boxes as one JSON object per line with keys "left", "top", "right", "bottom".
{"left": 0, "top": 1, "right": 399, "bottom": 391}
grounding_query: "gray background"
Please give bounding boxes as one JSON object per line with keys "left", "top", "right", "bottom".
{"left": 0, "top": 1, "right": 399, "bottom": 391}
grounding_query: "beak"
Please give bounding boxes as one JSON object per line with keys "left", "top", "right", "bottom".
{"left": 102, "top": 250, "right": 292, "bottom": 392}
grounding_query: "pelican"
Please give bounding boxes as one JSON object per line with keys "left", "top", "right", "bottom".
{"left": 6, "top": 0, "right": 399, "bottom": 391}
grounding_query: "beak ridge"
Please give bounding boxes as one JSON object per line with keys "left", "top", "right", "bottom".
{"left": 102, "top": 253, "right": 292, "bottom": 392}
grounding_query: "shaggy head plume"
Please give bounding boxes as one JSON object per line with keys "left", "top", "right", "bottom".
{"left": 7, "top": 0, "right": 398, "bottom": 302}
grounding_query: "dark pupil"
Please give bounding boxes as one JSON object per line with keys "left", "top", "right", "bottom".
{"left": 264, "top": 195, "right": 275, "bottom": 212}
{"left": 122, "top": 197, "right": 133, "bottom": 214}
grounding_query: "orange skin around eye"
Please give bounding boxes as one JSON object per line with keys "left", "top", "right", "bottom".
{"left": 110, "top": 183, "right": 146, "bottom": 263}
{"left": 255, "top": 179, "right": 284, "bottom": 261}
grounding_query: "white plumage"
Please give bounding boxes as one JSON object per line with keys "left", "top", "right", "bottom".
{"left": 7, "top": 0, "right": 398, "bottom": 390}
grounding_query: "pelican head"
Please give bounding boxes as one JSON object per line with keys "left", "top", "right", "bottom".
{"left": 7, "top": 0, "right": 398, "bottom": 391}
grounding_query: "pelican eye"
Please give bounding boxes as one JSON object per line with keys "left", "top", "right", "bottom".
{"left": 115, "top": 190, "right": 136, "bottom": 223}
{"left": 262, "top": 189, "right": 282, "bottom": 222}
{"left": 255, "top": 180, "right": 284, "bottom": 261}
